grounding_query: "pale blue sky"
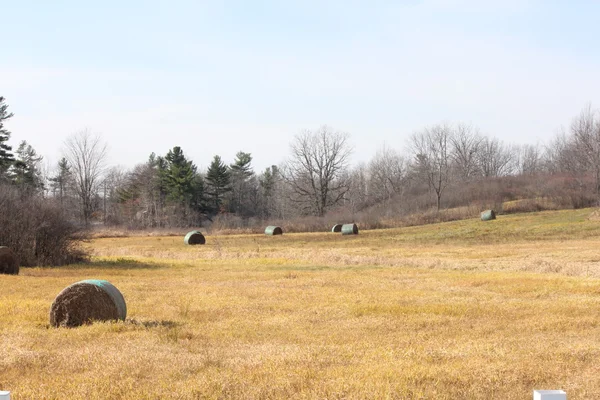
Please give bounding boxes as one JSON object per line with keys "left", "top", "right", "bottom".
{"left": 2, "top": 0, "right": 600, "bottom": 172}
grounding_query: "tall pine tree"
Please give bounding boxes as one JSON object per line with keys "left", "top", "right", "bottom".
{"left": 49, "top": 157, "right": 72, "bottom": 204}
{"left": 12, "top": 140, "right": 44, "bottom": 192}
{"left": 205, "top": 155, "right": 231, "bottom": 214}
{"left": 158, "top": 146, "right": 204, "bottom": 216}
{"left": 259, "top": 165, "right": 279, "bottom": 218}
{"left": 228, "top": 151, "right": 255, "bottom": 215}
{"left": 0, "top": 97, "right": 15, "bottom": 178}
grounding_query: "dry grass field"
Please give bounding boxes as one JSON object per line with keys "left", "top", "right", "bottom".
{"left": 2, "top": 209, "right": 600, "bottom": 399}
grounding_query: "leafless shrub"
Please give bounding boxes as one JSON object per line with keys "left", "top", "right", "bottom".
{"left": 0, "top": 184, "right": 87, "bottom": 266}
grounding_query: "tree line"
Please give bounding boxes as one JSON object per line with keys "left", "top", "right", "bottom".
{"left": 2, "top": 95, "right": 600, "bottom": 230}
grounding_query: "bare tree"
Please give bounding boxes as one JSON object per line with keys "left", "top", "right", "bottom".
{"left": 283, "top": 126, "right": 352, "bottom": 216}
{"left": 477, "top": 137, "right": 514, "bottom": 177}
{"left": 570, "top": 104, "right": 600, "bottom": 195}
{"left": 516, "top": 143, "right": 543, "bottom": 175}
{"left": 368, "top": 144, "right": 407, "bottom": 204}
{"left": 450, "top": 123, "right": 483, "bottom": 181}
{"left": 101, "top": 166, "right": 127, "bottom": 225}
{"left": 543, "top": 130, "right": 581, "bottom": 175}
{"left": 345, "top": 163, "right": 369, "bottom": 213}
{"left": 410, "top": 124, "right": 453, "bottom": 210}
{"left": 63, "top": 129, "right": 108, "bottom": 226}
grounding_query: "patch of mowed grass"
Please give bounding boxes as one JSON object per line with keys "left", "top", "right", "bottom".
{"left": 372, "top": 208, "right": 599, "bottom": 244}
{"left": 2, "top": 209, "right": 600, "bottom": 398}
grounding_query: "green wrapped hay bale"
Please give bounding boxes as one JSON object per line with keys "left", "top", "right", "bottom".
{"left": 480, "top": 210, "right": 496, "bottom": 221}
{"left": 331, "top": 224, "right": 343, "bottom": 232}
{"left": 341, "top": 223, "right": 359, "bottom": 235}
{"left": 184, "top": 230, "right": 206, "bottom": 245}
{"left": 49, "top": 279, "right": 127, "bottom": 327}
{"left": 265, "top": 226, "right": 283, "bottom": 235}
{"left": 0, "top": 246, "right": 18, "bottom": 275}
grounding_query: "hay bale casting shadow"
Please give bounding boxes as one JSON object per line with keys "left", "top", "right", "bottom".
{"left": 331, "top": 224, "right": 343, "bottom": 233}
{"left": 265, "top": 226, "right": 283, "bottom": 235}
{"left": 184, "top": 230, "right": 206, "bottom": 245}
{"left": 0, "top": 246, "right": 18, "bottom": 275}
{"left": 341, "top": 223, "right": 359, "bottom": 235}
{"left": 50, "top": 280, "right": 127, "bottom": 328}
{"left": 480, "top": 210, "right": 496, "bottom": 221}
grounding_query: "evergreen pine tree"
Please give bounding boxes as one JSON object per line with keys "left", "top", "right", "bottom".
{"left": 0, "top": 97, "right": 15, "bottom": 177}
{"left": 259, "top": 165, "right": 279, "bottom": 217}
{"left": 49, "top": 157, "right": 72, "bottom": 204}
{"left": 230, "top": 152, "right": 253, "bottom": 178}
{"left": 12, "top": 140, "right": 44, "bottom": 192}
{"left": 161, "top": 146, "right": 201, "bottom": 209}
{"left": 205, "top": 155, "right": 231, "bottom": 214}
{"left": 229, "top": 151, "right": 254, "bottom": 215}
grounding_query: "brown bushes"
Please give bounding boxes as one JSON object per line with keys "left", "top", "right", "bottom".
{"left": 0, "top": 246, "right": 18, "bottom": 275}
{"left": 0, "top": 184, "right": 87, "bottom": 267}
{"left": 501, "top": 198, "right": 561, "bottom": 214}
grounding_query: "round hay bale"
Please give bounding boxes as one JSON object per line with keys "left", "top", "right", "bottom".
{"left": 0, "top": 246, "right": 18, "bottom": 275}
{"left": 184, "top": 230, "right": 206, "bottom": 245}
{"left": 49, "top": 280, "right": 127, "bottom": 328}
{"left": 265, "top": 226, "right": 283, "bottom": 235}
{"left": 480, "top": 210, "right": 496, "bottom": 221}
{"left": 341, "top": 223, "right": 359, "bottom": 235}
{"left": 331, "top": 224, "right": 343, "bottom": 233}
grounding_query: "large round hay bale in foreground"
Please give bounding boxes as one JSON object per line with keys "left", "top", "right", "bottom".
{"left": 184, "top": 230, "right": 206, "bottom": 245}
{"left": 481, "top": 210, "right": 496, "bottom": 221}
{"left": 265, "top": 226, "right": 283, "bottom": 235}
{"left": 49, "top": 280, "right": 127, "bottom": 327}
{"left": 0, "top": 246, "right": 18, "bottom": 275}
{"left": 341, "top": 223, "right": 359, "bottom": 235}
{"left": 331, "top": 224, "right": 343, "bottom": 233}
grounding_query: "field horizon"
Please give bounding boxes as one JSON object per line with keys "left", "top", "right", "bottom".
{"left": 2, "top": 208, "right": 600, "bottom": 399}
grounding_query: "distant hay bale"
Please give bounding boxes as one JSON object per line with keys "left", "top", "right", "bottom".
{"left": 480, "top": 210, "right": 496, "bottom": 221}
{"left": 184, "top": 230, "right": 206, "bottom": 245}
{"left": 265, "top": 226, "right": 283, "bottom": 235}
{"left": 49, "top": 280, "right": 127, "bottom": 328}
{"left": 341, "top": 223, "right": 359, "bottom": 235}
{"left": 0, "top": 246, "right": 18, "bottom": 275}
{"left": 331, "top": 224, "right": 343, "bottom": 232}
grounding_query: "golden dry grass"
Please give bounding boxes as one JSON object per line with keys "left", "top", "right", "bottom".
{"left": 2, "top": 209, "right": 600, "bottom": 399}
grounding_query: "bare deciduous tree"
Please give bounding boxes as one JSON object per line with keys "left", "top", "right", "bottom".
{"left": 368, "top": 144, "right": 407, "bottom": 204}
{"left": 450, "top": 123, "right": 483, "bottom": 181}
{"left": 517, "top": 143, "right": 543, "bottom": 175}
{"left": 63, "top": 129, "right": 108, "bottom": 225}
{"left": 543, "top": 131, "right": 580, "bottom": 174}
{"left": 570, "top": 104, "right": 600, "bottom": 195}
{"left": 283, "top": 126, "right": 352, "bottom": 216}
{"left": 345, "top": 163, "right": 369, "bottom": 214}
{"left": 477, "top": 137, "right": 514, "bottom": 177}
{"left": 101, "top": 166, "right": 127, "bottom": 224}
{"left": 410, "top": 124, "right": 452, "bottom": 210}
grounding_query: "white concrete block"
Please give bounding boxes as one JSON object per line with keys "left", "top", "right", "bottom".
{"left": 533, "top": 389, "right": 566, "bottom": 400}
{"left": 0, "top": 391, "right": 10, "bottom": 400}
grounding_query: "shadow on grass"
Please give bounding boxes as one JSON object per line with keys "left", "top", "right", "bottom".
{"left": 269, "top": 264, "right": 385, "bottom": 272}
{"left": 126, "top": 318, "right": 181, "bottom": 329}
{"left": 66, "top": 258, "right": 165, "bottom": 270}
{"left": 43, "top": 318, "right": 181, "bottom": 330}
